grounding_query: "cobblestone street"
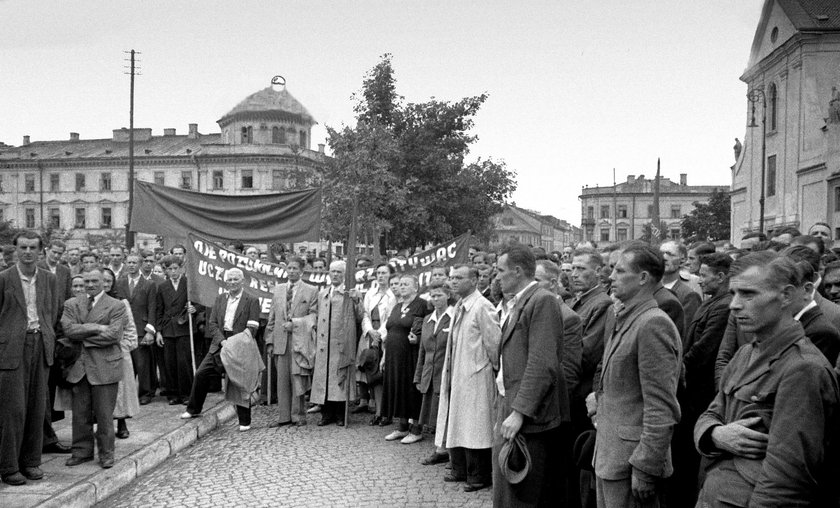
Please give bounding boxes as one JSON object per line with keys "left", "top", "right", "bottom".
{"left": 102, "top": 407, "right": 492, "bottom": 507}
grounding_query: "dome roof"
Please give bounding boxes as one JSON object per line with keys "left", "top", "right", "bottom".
{"left": 217, "top": 86, "right": 316, "bottom": 127}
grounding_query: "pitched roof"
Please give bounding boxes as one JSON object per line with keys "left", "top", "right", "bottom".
{"left": 217, "top": 87, "right": 316, "bottom": 127}
{"left": 0, "top": 133, "right": 221, "bottom": 161}
{"left": 779, "top": 0, "right": 840, "bottom": 30}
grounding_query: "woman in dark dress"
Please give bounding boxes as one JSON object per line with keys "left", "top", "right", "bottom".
{"left": 381, "top": 274, "right": 430, "bottom": 443}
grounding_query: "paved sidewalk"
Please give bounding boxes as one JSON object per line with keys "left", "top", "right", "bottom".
{"left": 0, "top": 393, "right": 235, "bottom": 508}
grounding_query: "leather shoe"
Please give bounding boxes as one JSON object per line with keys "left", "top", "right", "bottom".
{"left": 116, "top": 429, "right": 130, "bottom": 439}
{"left": 421, "top": 452, "right": 449, "bottom": 466}
{"left": 269, "top": 421, "right": 292, "bottom": 428}
{"left": 295, "top": 420, "right": 307, "bottom": 427}
{"left": 43, "top": 441, "right": 72, "bottom": 454}
{"left": 21, "top": 467, "right": 43, "bottom": 480}
{"left": 350, "top": 404, "right": 368, "bottom": 414}
{"left": 317, "top": 417, "right": 336, "bottom": 426}
{"left": 443, "top": 473, "right": 466, "bottom": 482}
{"left": 378, "top": 417, "right": 393, "bottom": 427}
{"left": 336, "top": 419, "right": 345, "bottom": 427}
{"left": 369, "top": 415, "right": 381, "bottom": 426}
{"left": 463, "top": 482, "right": 490, "bottom": 493}
{"left": 139, "top": 396, "right": 152, "bottom": 405}
{"left": 66, "top": 456, "right": 94, "bottom": 467}
{"left": 100, "top": 458, "right": 115, "bottom": 469}
{"left": 1, "top": 472, "right": 26, "bottom": 486}
{"left": 167, "top": 398, "right": 182, "bottom": 406}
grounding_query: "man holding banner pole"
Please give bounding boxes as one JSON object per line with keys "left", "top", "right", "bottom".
{"left": 155, "top": 255, "right": 196, "bottom": 406}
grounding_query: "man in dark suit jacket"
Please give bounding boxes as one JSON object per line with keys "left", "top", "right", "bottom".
{"left": 493, "top": 244, "right": 570, "bottom": 506}
{"left": 653, "top": 284, "right": 686, "bottom": 343}
{"left": 61, "top": 268, "right": 126, "bottom": 469}
{"left": 594, "top": 243, "right": 681, "bottom": 507}
{"left": 661, "top": 241, "right": 702, "bottom": 328}
{"left": 182, "top": 268, "right": 259, "bottom": 428}
{"left": 671, "top": 253, "right": 733, "bottom": 508}
{"left": 115, "top": 253, "right": 157, "bottom": 404}
{"left": 155, "top": 255, "right": 196, "bottom": 404}
{"left": 0, "top": 232, "right": 59, "bottom": 486}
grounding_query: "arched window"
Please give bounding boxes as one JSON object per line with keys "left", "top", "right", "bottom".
{"left": 272, "top": 126, "right": 285, "bottom": 144}
{"left": 241, "top": 126, "right": 253, "bottom": 144}
{"left": 768, "top": 83, "right": 778, "bottom": 131}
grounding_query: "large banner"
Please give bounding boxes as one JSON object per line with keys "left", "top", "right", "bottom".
{"left": 186, "top": 232, "right": 471, "bottom": 316}
{"left": 130, "top": 181, "right": 321, "bottom": 242}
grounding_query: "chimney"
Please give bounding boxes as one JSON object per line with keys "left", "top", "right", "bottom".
{"left": 188, "top": 123, "right": 198, "bottom": 139}
{"left": 680, "top": 173, "right": 687, "bottom": 186}
{"left": 318, "top": 143, "right": 325, "bottom": 154}
{"left": 164, "top": 128, "right": 176, "bottom": 136}
{"left": 626, "top": 175, "right": 635, "bottom": 184}
{"left": 70, "top": 132, "right": 79, "bottom": 141}
{"left": 22, "top": 135, "right": 30, "bottom": 145}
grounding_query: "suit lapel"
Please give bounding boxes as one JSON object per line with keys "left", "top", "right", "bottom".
{"left": 9, "top": 267, "right": 27, "bottom": 314}
{"left": 501, "top": 284, "right": 538, "bottom": 347}
{"left": 600, "top": 300, "right": 656, "bottom": 382}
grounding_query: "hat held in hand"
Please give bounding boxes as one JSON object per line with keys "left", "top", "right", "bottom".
{"left": 498, "top": 434, "right": 531, "bottom": 484}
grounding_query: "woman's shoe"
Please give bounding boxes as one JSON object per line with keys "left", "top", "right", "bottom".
{"left": 369, "top": 415, "right": 381, "bottom": 426}
{"left": 378, "top": 417, "right": 393, "bottom": 427}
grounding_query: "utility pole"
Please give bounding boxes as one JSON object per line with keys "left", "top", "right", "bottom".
{"left": 124, "top": 50, "right": 141, "bottom": 249}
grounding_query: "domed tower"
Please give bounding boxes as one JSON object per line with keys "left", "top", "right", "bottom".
{"left": 217, "top": 85, "right": 316, "bottom": 149}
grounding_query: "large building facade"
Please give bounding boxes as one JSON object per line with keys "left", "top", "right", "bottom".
{"left": 0, "top": 85, "right": 326, "bottom": 249}
{"left": 492, "top": 204, "right": 580, "bottom": 252}
{"left": 732, "top": 0, "right": 840, "bottom": 241}
{"left": 579, "top": 174, "right": 725, "bottom": 244}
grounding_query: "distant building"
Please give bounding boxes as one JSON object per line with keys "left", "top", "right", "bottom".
{"left": 732, "top": 0, "right": 840, "bottom": 241}
{"left": 0, "top": 85, "right": 326, "bottom": 250}
{"left": 579, "top": 174, "right": 725, "bottom": 244}
{"left": 492, "top": 204, "right": 581, "bottom": 252}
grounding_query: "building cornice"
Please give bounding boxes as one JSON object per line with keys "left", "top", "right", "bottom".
{"left": 796, "top": 162, "right": 826, "bottom": 176}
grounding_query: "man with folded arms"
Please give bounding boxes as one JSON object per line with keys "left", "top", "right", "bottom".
{"left": 61, "top": 268, "right": 127, "bottom": 469}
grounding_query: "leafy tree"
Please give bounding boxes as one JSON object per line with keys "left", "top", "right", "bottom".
{"left": 0, "top": 220, "right": 22, "bottom": 246}
{"left": 681, "top": 188, "right": 731, "bottom": 242}
{"left": 325, "top": 54, "right": 517, "bottom": 252}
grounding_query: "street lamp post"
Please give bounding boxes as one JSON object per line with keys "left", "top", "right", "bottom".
{"left": 747, "top": 87, "right": 767, "bottom": 235}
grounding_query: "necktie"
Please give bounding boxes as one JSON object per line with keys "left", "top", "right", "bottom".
{"left": 129, "top": 278, "right": 136, "bottom": 298}
{"left": 88, "top": 295, "right": 95, "bottom": 312}
{"left": 286, "top": 283, "right": 294, "bottom": 314}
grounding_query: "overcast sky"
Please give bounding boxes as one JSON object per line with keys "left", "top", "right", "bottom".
{"left": 0, "top": 0, "right": 763, "bottom": 224}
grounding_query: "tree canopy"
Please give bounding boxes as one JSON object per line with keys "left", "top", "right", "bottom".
{"left": 323, "top": 53, "right": 517, "bottom": 252}
{"left": 680, "top": 188, "right": 731, "bottom": 242}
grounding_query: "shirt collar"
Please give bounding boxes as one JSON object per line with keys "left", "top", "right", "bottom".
{"left": 429, "top": 306, "right": 454, "bottom": 324}
{"left": 16, "top": 264, "right": 37, "bottom": 283}
{"left": 91, "top": 290, "right": 105, "bottom": 307}
{"left": 793, "top": 299, "right": 818, "bottom": 321}
{"left": 228, "top": 290, "right": 243, "bottom": 301}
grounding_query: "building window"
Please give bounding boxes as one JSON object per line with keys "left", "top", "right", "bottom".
{"left": 299, "top": 130, "right": 307, "bottom": 148}
{"left": 648, "top": 204, "right": 654, "bottom": 217}
{"left": 502, "top": 217, "right": 514, "bottom": 226}
{"left": 835, "top": 187, "right": 840, "bottom": 212}
{"left": 768, "top": 83, "right": 778, "bottom": 131}
{"left": 101, "top": 207, "right": 112, "bottom": 228}
{"left": 618, "top": 205, "right": 628, "bottom": 218}
{"left": 272, "top": 170, "right": 285, "bottom": 190}
{"left": 241, "top": 170, "right": 253, "bottom": 189}
{"left": 154, "top": 171, "right": 165, "bottom": 186}
{"left": 213, "top": 170, "right": 224, "bottom": 190}
{"left": 670, "top": 205, "right": 681, "bottom": 219}
{"left": 670, "top": 228, "right": 681, "bottom": 239}
{"left": 767, "top": 155, "right": 777, "bottom": 197}
{"left": 0, "top": 175, "right": 3, "bottom": 193}
{"left": 180, "top": 171, "right": 192, "bottom": 190}
{"left": 75, "top": 173, "right": 85, "bottom": 191}
{"left": 49, "top": 208, "right": 60, "bottom": 229}
{"left": 25, "top": 208, "right": 35, "bottom": 228}
{"left": 585, "top": 226, "right": 593, "bottom": 240}
{"left": 241, "top": 126, "right": 253, "bottom": 144}
{"left": 586, "top": 206, "right": 594, "bottom": 219}
{"left": 75, "top": 208, "right": 86, "bottom": 229}
{"left": 100, "top": 172, "right": 111, "bottom": 191}
{"left": 600, "top": 205, "right": 610, "bottom": 219}
{"left": 272, "top": 126, "right": 285, "bottom": 144}
{"left": 24, "top": 174, "right": 35, "bottom": 192}
{"left": 600, "top": 229, "right": 610, "bottom": 242}
{"left": 50, "top": 173, "right": 60, "bottom": 192}
{"left": 617, "top": 228, "right": 628, "bottom": 242}
{"left": 0, "top": 208, "right": 3, "bottom": 222}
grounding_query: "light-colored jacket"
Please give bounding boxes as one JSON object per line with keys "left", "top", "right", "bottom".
{"left": 221, "top": 328, "right": 265, "bottom": 407}
{"left": 435, "top": 290, "right": 500, "bottom": 449}
{"left": 265, "top": 280, "right": 318, "bottom": 372}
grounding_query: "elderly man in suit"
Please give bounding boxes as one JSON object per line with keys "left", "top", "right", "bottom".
{"left": 0, "top": 231, "right": 59, "bottom": 486}
{"left": 115, "top": 252, "right": 158, "bottom": 404}
{"left": 61, "top": 268, "right": 127, "bottom": 469}
{"left": 181, "top": 268, "right": 260, "bottom": 430}
{"left": 435, "top": 264, "right": 500, "bottom": 493}
{"left": 593, "top": 243, "right": 681, "bottom": 508}
{"left": 265, "top": 256, "right": 319, "bottom": 427}
{"left": 493, "top": 243, "right": 570, "bottom": 506}
{"left": 695, "top": 253, "right": 839, "bottom": 507}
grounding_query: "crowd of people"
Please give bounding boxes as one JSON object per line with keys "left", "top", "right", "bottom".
{"left": 3, "top": 222, "right": 840, "bottom": 507}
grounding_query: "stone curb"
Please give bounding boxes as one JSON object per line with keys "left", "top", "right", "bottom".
{"left": 38, "top": 401, "right": 237, "bottom": 507}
